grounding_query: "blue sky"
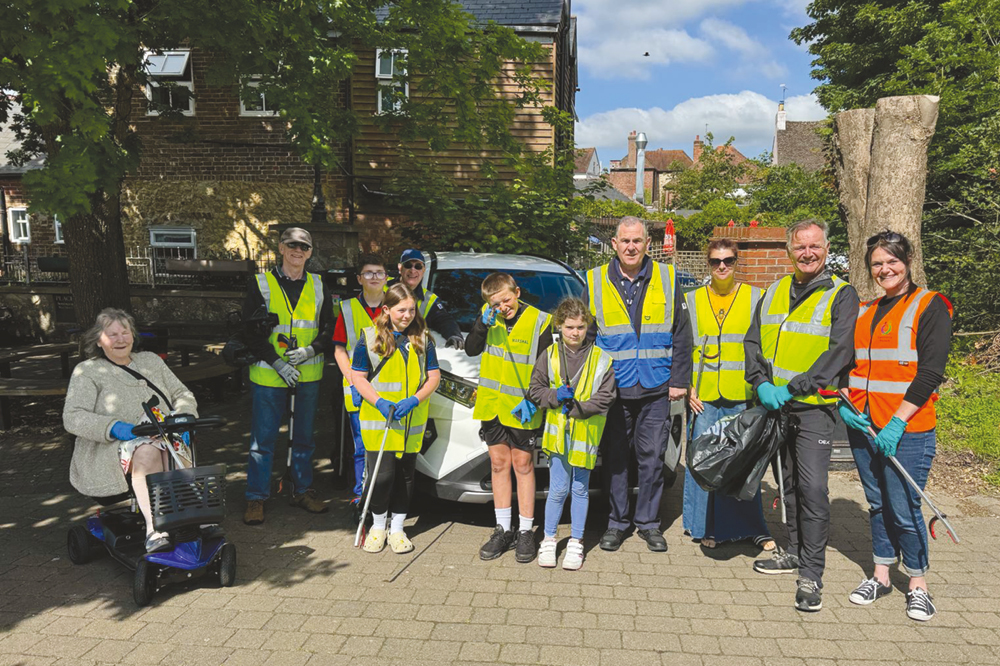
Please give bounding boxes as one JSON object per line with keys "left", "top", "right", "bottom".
{"left": 573, "top": 0, "right": 828, "bottom": 167}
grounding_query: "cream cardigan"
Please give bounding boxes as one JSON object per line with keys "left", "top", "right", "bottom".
{"left": 63, "top": 351, "right": 198, "bottom": 498}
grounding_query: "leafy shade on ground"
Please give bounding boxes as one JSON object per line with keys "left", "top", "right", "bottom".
{"left": 937, "top": 358, "right": 1000, "bottom": 488}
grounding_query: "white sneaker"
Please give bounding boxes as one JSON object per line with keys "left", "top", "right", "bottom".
{"left": 562, "top": 538, "right": 584, "bottom": 571}
{"left": 538, "top": 537, "right": 557, "bottom": 568}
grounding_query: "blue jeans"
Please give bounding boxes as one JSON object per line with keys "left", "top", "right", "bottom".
{"left": 246, "top": 381, "right": 319, "bottom": 501}
{"left": 849, "top": 427, "right": 936, "bottom": 576}
{"left": 544, "top": 452, "right": 591, "bottom": 540}
{"left": 683, "top": 401, "right": 770, "bottom": 542}
{"left": 350, "top": 411, "right": 365, "bottom": 497}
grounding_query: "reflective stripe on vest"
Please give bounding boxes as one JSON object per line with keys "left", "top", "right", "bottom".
{"left": 848, "top": 288, "right": 950, "bottom": 432}
{"left": 358, "top": 326, "right": 429, "bottom": 453}
{"left": 248, "top": 272, "right": 325, "bottom": 387}
{"left": 341, "top": 297, "right": 377, "bottom": 413}
{"left": 540, "top": 343, "right": 612, "bottom": 470}
{"left": 418, "top": 291, "right": 438, "bottom": 319}
{"left": 472, "top": 303, "right": 551, "bottom": 429}
{"left": 686, "top": 284, "right": 760, "bottom": 402}
{"left": 758, "top": 274, "right": 847, "bottom": 405}
{"left": 586, "top": 261, "right": 675, "bottom": 389}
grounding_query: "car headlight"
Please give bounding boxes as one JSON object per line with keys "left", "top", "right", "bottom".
{"left": 436, "top": 370, "right": 477, "bottom": 408}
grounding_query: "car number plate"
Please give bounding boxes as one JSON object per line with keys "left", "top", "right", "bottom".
{"left": 533, "top": 449, "right": 549, "bottom": 468}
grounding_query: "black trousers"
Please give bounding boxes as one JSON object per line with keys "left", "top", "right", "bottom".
{"left": 364, "top": 451, "right": 417, "bottom": 517}
{"left": 780, "top": 405, "right": 836, "bottom": 586}
{"left": 604, "top": 394, "right": 671, "bottom": 531}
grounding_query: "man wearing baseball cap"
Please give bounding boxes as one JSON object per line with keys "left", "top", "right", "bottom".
{"left": 397, "top": 249, "right": 465, "bottom": 349}
{"left": 241, "top": 227, "right": 334, "bottom": 525}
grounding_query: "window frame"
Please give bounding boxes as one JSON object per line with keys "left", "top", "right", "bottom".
{"left": 239, "top": 76, "right": 280, "bottom": 117}
{"left": 53, "top": 214, "right": 64, "bottom": 244}
{"left": 375, "top": 48, "right": 409, "bottom": 115}
{"left": 144, "top": 50, "right": 195, "bottom": 117}
{"left": 149, "top": 226, "right": 198, "bottom": 252}
{"left": 7, "top": 207, "right": 31, "bottom": 244}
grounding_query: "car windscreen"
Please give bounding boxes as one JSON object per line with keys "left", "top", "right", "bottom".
{"left": 429, "top": 268, "right": 585, "bottom": 331}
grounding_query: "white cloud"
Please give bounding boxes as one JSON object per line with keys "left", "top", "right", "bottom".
{"left": 576, "top": 91, "right": 826, "bottom": 160}
{"left": 698, "top": 17, "right": 787, "bottom": 79}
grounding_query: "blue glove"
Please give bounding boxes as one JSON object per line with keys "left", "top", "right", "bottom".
{"left": 481, "top": 307, "right": 498, "bottom": 327}
{"left": 511, "top": 399, "right": 538, "bottom": 425}
{"left": 556, "top": 385, "right": 574, "bottom": 402}
{"left": 838, "top": 403, "right": 872, "bottom": 432}
{"left": 350, "top": 385, "right": 363, "bottom": 408}
{"left": 757, "top": 382, "right": 792, "bottom": 411}
{"left": 394, "top": 396, "right": 420, "bottom": 420}
{"left": 181, "top": 431, "right": 191, "bottom": 446}
{"left": 375, "top": 398, "right": 397, "bottom": 421}
{"left": 873, "top": 416, "right": 907, "bottom": 457}
{"left": 111, "top": 422, "right": 135, "bottom": 441}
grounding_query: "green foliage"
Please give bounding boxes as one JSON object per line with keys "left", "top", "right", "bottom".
{"left": 674, "top": 200, "right": 751, "bottom": 252}
{"left": 572, "top": 197, "right": 645, "bottom": 219}
{"left": 665, "top": 133, "right": 749, "bottom": 210}
{"left": 937, "top": 357, "right": 1000, "bottom": 487}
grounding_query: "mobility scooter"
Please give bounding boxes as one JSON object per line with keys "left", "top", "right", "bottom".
{"left": 66, "top": 397, "right": 232, "bottom": 606}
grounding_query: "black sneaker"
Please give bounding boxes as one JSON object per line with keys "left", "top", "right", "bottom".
{"left": 906, "top": 588, "right": 936, "bottom": 621}
{"left": 849, "top": 577, "right": 892, "bottom": 606}
{"left": 479, "top": 525, "right": 514, "bottom": 561}
{"left": 514, "top": 529, "right": 536, "bottom": 563}
{"left": 795, "top": 577, "right": 823, "bottom": 612}
{"left": 600, "top": 528, "right": 627, "bottom": 552}
{"left": 637, "top": 528, "right": 668, "bottom": 552}
{"left": 752, "top": 548, "right": 799, "bottom": 575}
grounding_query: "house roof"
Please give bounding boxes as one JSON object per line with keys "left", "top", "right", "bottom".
{"left": 644, "top": 149, "right": 692, "bottom": 171}
{"left": 0, "top": 123, "right": 44, "bottom": 175}
{"left": 774, "top": 120, "right": 825, "bottom": 172}
{"left": 377, "top": 0, "right": 565, "bottom": 29}
{"left": 573, "top": 177, "right": 632, "bottom": 202}
{"left": 574, "top": 147, "right": 596, "bottom": 174}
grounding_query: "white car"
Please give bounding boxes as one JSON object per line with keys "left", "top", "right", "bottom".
{"left": 412, "top": 252, "right": 684, "bottom": 503}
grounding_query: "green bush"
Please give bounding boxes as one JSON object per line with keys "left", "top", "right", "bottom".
{"left": 936, "top": 357, "right": 1000, "bottom": 487}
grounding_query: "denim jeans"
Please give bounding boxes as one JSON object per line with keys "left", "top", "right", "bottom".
{"left": 849, "top": 427, "right": 936, "bottom": 576}
{"left": 544, "top": 452, "right": 591, "bottom": 540}
{"left": 246, "top": 381, "right": 319, "bottom": 500}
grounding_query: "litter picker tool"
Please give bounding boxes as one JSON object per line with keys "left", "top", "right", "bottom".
{"left": 276, "top": 333, "right": 297, "bottom": 495}
{"left": 830, "top": 389, "right": 960, "bottom": 544}
{"left": 354, "top": 405, "right": 396, "bottom": 547}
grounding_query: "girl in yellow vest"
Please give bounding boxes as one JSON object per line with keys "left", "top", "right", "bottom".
{"left": 351, "top": 284, "right": 441, "bottom": 554}
{"left": 528, "top": 298, "right": 616, "bottom": 570}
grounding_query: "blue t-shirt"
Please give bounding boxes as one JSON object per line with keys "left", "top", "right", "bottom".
{"left": 352, "top": 331, "right": 439, "bottom": 375}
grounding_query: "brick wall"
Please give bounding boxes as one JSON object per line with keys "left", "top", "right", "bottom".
{"left": 1, "top": 177, "right": 67, "bottom": 257}
{"left": 711, "top": 226, "right": 790, "bottom": 288}
{"left": 606, "top": 168, "right": 658, "bottom": 204}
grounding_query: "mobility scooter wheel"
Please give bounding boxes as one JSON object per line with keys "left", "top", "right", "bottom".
{"left": 218, "top": 543, "right": 237, "bottom": 587}
{"left": 133, "top": 559, "right": 157, "bottom": 606}
{"left": 67, "top": 526, "right": 99, "bottom": 565}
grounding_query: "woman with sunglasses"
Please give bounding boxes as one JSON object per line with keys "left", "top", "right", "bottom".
{"left": 841, "top": 231, "right": 952, "bottom": 621}
{"left": 683, "top": 239, "right": 775, "bottom": 552}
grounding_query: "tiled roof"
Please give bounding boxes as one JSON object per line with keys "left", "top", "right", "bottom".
{"left": 573, "top": 177, "right": 632, "bottom": 202}
{"left": 774, "top": 121, "right": 825, "bottom": 172}
{"left": 644, "top": 149, "right": 692, "bottom": 171}
{"left": 0, "top": 125, "right": 44, "bottom": 175}
{"left": 377, "top": 0, "right": 564, "bottom": 28}
{"left": 574, "top": 147, "right": 596, "bottom": 174}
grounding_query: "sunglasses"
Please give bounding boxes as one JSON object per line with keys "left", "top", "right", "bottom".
{"left": 866, "top": 231, "right": 903, "bottom": 248}
{"left": 361, "top": 270, "right": 387, "bottom": 280}
{"left": 402, "top": 261, "right": 424, "bottom": 270}
{"left": 708, "top": 256, "right": 737, "bottom": 268}
{"left": 284, "top": 241, "right": 311, "bottom": 251}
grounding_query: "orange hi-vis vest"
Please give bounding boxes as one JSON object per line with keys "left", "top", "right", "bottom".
{"left": 848, "top": 288, "right": 952, "bottom": 432}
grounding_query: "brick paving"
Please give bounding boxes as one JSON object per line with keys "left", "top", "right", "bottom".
{"left": 2, "top": 387, "right": 1000, "bottom": 665}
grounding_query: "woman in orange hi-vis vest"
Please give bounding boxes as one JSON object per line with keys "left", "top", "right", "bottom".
{"left": 841, "top": 231, "right": 952, "bottom": 622}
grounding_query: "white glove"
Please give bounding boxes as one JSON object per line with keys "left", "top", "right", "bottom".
{"left": 273, "top": 359, "right": 300, "bottom": 387}
{"left": 285, "top": 346, "right": 315, "bottom": 365}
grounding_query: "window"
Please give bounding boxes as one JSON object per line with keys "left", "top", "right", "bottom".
{"left": 240, "top": 76, "right": 280, "bottom": 117}
{"left": 54, "top": 214, "right": 64, "bottom": 244}
{"left": 144, "top": 50, "right": 195, "bottom": 116}
{"left": 149, "top": 226, "right": 197, "bottom": 273}
{"left": 7, "top": 208, "right": 30, "bottom": 244}
{"left": 375, "top": 49, "right": 408, "bottom": 114}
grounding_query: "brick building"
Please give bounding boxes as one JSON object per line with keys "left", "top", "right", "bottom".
{"left": 772, "top": 102, "right": 826, "bottom": 172}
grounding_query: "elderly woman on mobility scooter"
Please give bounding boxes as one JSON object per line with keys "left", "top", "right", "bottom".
{"left": 64, "top": 308, "right": 200, "bottom": 553}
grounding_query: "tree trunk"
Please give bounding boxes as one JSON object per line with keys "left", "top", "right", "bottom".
{"left": 833, "top": 108, "right": 875, "bottom": 300}
{"left": 864, "top": 95, "right": 940, "bottom": 297}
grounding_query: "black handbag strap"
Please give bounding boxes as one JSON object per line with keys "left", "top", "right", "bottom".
{"left": 109, "top": 360, "right": 175, "bottom": 412}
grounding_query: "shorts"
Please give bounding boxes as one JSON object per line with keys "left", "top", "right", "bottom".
{"left": 479, "top": 418, "right": 540, "bottom": 452}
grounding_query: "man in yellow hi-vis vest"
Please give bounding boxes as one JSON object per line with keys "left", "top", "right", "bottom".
{"left": 242, "top": 228, "right": 334, "bottom": 526}
{"left": 743, "top": 219, "right": 859, "bottom": 613}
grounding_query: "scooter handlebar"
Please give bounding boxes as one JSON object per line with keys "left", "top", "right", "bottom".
{"left": 132, "top": 416, "right": 227, "bottom": 437}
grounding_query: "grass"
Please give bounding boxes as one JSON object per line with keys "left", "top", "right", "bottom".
{"left": 936, "top": 357, "right": 1000, "bottom": 487}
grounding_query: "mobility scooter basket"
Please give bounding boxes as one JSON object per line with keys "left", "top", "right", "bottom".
{"left": 147, "top": 463, "right": 227, "bottom": 533}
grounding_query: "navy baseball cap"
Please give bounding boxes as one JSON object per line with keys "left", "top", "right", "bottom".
{"left": 399, "top": 249, "right": 425, "bottom": 265}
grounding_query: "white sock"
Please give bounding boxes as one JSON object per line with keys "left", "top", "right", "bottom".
{"left": 372, "top": 512, "right": 388, "bottom": 531}
{"left": 390, "top": 513, "right": 406, "bottom": 534}
{"left": 519, "top": 515, "right": 533, "bottom": 532}
{"left": 495, "top": 506, "right": 512, "bottom": 532}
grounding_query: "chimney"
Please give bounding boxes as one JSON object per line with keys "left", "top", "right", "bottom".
{"left": 626, "top": 130, "right": 637, "bottom": 168}
{"left": 693, "top": 135, "right": 703, "bottom": 163}
{"left": 776, "top": 101, "right": 786, "bottom": 131}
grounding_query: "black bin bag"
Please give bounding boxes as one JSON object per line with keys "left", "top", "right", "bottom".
{"left": 686, "top": 405, "right": 788, "bottom": 501}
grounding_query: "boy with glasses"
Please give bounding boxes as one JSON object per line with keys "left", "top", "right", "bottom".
{"left": 396, "top": 249, "right": 465, "bottom": 349}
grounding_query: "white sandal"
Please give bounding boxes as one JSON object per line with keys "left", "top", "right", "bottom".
{"left": 363, "top": 528, "right": 386, "bottom": 553}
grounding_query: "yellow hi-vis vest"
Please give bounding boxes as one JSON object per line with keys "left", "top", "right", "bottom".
{"left": 686, "top": 283, "right": 761, "bottom": 402}
{"left": 472, "top": 303, "right": 551, "bottom": 430}
{"left": 358, "top": 327, "right": 430, "bottom": 454}
{"left": 541, "top": 343, "right": 613, "bottom": 470}
{"left": 758, "top": 274, "right": 848, "bottom": 406}
{"left": 341, "top": 297, "right": 378, "bottom": 413}
{"left": 249, "top": 272, "right": 325, "bottom": 387}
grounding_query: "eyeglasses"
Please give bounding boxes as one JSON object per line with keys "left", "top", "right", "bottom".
{"left": 708, "top": 256, "right": 737, "bottom": 268}
{"left": 866, "top": 231, "right": 903, "bottom": 248}
{"left": 402, "top": 261, "right": 424, "bottom": 270}
{"left": 361, "top": 270, "right": 387, "bottom": 280}
{"left": 284, "top": 242, "right": 312, "bottom": 252}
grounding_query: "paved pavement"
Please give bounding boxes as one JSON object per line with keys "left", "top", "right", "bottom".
{"left": 2, "top": 382, "right": 1000, "bottom": 666}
